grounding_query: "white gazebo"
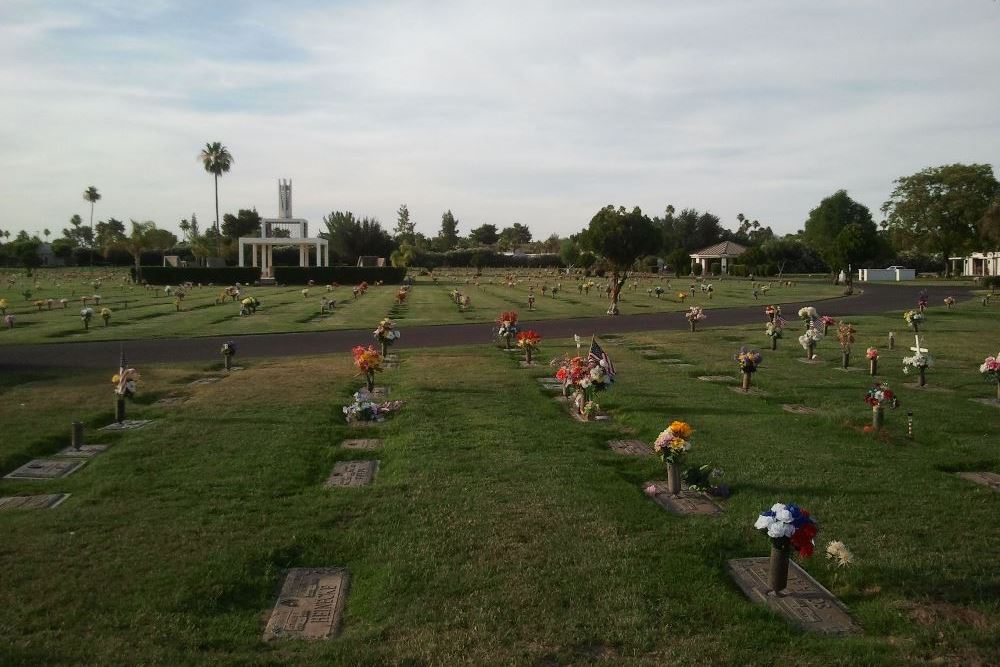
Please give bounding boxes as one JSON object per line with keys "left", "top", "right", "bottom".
{"left": 238, "top": 179, "right": 330, "bottom": 279}
{"left": 949, "top": 251, "right": 1000, "bottom": 277}
{"left": 689, "top": 241, "right": 747, "bottom": 275}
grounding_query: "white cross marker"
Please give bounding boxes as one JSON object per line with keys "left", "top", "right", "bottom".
{"left": 910, "top": 334, "right": 928, "bottom": 355}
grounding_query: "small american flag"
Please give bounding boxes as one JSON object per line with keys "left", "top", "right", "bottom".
{"left": 588, "top": 336, "right": 615, "bottom": 376}
{"left": 116, "top": 351, "right": 129, "bottom": 395}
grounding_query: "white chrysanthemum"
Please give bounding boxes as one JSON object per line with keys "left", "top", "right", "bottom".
{"left": 774, "top": 507, "right": 793, "bottom": 523}
{"left": 754, "top": 515, "right": 774, "bottom": 530}
{"left": 768, "top": 521, "right": 795, "bottom": 539}
{"left": 770, "top": 503, "right": 786, "bottom": 513}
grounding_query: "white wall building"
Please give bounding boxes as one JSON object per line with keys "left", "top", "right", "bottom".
{"left": 237, "top": 180, "right": 330, "bottom": 279}
{"left": 949, "top": 251, "right": 1000, "bottom": 277}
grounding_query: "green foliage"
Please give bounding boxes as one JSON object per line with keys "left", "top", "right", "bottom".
{"left": 131, "top": 266, "right": 261, "bottom": 284}
{"left": 709, "top": 261, "right": 721, "bottom": 274}
{"left": 580, "top": 205, "right": 660, "bottom": 273}
{"left": 437, "top": 210, "right": 460, "bottom": 250}
{"left": 659, "top": 207, "right": 725, "bottom": 252}
{"left": 273, "top": 266, "right": 406, "bottom": 285}
{"left": 665, "top": 248, "right": 690, "bottom": 275}
{"left": 94, "top": 218, "right": 126, "bottom": 254}
{"left": 221, "top": 209, "right": 261, "bottom": 240}
{"left": 498, "top": 223, "right": 532, "bottom": 251}
{"left": 469, "top": 223, "right": 499, "bottom": 246}
{"left": 882, "top": 163, "right": 1000, "bottom": 275}
{"left": 803, "top": 190, "right": 879, "bottom": 270}
{"left": 559, "top": 239, "right": 581, "bottom": 267}
{"left": 982, "top": 275, "right": 1000, "bottom": 291}
{"left": 411, "top": 248, "right": 560, "bottom": 269}
{"left": 322, "top": 211, "right": 394, "bottom": 264}
{"left": 577, "top": 251, "right": 596, "bottom": 269}
{"left": 394, "top": 204, "right": 415, "bottom": 242}
{"left": 729, "top": 263, "right": 748, "bottom": 277}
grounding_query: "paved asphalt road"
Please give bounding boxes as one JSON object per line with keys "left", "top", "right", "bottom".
{"left": 0, "top": 283, "right": 965, "bottom": 370}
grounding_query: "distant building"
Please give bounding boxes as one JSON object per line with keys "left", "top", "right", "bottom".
{"left": 37, "top": 243, "right": 65, "bottom": 267}
{"left": 357, "top": 256, "right": 386, "bottom": 267}
{"left": 949, "top": 251, "right": 1000, "bottom": 277}
{"left": 689, "top": 241, "right": 746, "bottom": 275}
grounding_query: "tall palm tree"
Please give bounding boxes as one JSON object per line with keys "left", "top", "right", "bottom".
{"left": 83, "top": 186, "right": 100, "bottom": 267}
{"left": 199, "top": 142, "right": 234, "bottom": 242}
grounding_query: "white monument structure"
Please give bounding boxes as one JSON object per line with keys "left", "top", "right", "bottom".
{"left": 238, "top": 180, "right": 329, "bottom": 280}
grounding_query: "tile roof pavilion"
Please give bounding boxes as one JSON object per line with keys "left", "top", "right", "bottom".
{"left": 689, "top": 241, "right": 747, "bottom": 275}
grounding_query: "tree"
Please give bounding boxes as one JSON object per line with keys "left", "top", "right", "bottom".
{"left": 469, "top": 223, "right": 499, "bottom": 246}
{"left": 394, "top": 204, "right": 415, "bottom": 242}
{"left": 95, "top": 218, "right": 126, "bottom": 254}
{"left": 111, "top": 221, "right": 176, "bottom": 282}
{"left": 83, "top": 186, "right": 101, "bottom": 229}
{"left": 660, "top": 208, "right": 725, "bottom": 252}
{"left": 179, "top": 219, "right": 192, "bottom": 242}
{"left": 42, "top": 228, "right": 50, "bottom": 241}
{"left": 560, "top": 238, "right": 581, "bottom": 267}
{"left": 322, "top": 211, "right": 394, "bottom": 263}
{"left": 804, "top": 190, "right": 880, "bottom": 272}
{"left": 499, "top": 223, "right": 532, "bottom": 251}
{"left": 541, "top": 234, "right": 562, "bottom": 254}
{"left": 437, "top": 210, "right": 460, "bottom": 250}
{"left": 221, "top": 208, "right": 262, "bottom": 240}
{"left": 199, "top": 142, "right": 234, "bottom": 239}
{"left": 61, "top": 214, "right": 94, "bottom": 250}
{"left": 881, "top": 164, "right": 1000, "bottom": 276}
{"left": 579, "top": 205, "right": 661, "bottom": 314}
{"left": 390, "top": 241, "right": 418, "bottom": 268}
{"left": 979, "top": 199, "right": 1000, "bottom": 246}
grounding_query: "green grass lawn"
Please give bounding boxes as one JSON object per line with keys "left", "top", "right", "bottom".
{"left": 0, "top": 298, "right": 997, "bottom": 665}
{"left": 0, "top": 267, "right": 852, "bottom": 346}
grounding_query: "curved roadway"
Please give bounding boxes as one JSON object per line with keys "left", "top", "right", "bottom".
{"left": 0, "top": 283, "right": 965, "bottom": 370}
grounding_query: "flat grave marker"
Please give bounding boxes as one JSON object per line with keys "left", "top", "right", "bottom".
{"left": 153, "top": 396, "right": 189, "bottom": 407}
{"left": 969, "top": 398, "right": 1000, "bottom": 408}
{"left": 55, "top": 445, "right": 108, "bottom": 459}
{"left": 325, "top": 460, "right": 379, "bottom": 487}
{"left": 607, "top": 439, "right": 651, "bottom": 456}
{"left": 643, "top": 481, "right": 722, "bottom": 516}
{"left": 956, "top": 472, "right": 1000, "bottom": 492}
{"left": 902, "top": 383, "right": 954, "bottom": 393}
{"left": 570, "top": 409, "right": 610, "bottom": 422}
{"left": 726, "top": 557, "right": 859, "bottom": 635}
{"left": 5, "top": 459, "right": 86, "bottom": 480}
{"left": 0, "top": 493, "right": 71, "bottom": 511}
{"left": 262, "top": 567, "right": 350, "bottom": 641}
{"left": 188, "top": 377, "right": 222, "bottom": 386}
{"left": 100, "top": 419, "right": 152, "bottom": 432}
{"left": 797, "top": 358, "right": 823, "bottom": 365}
{"left": 340, "top": 439, "right": 381, "bottom": 451}
{"left": 657, "top": 358, "right": 685, "bottom": 364}
{"left": 728, "top": 386, "right": 770, "bottom": 397}
{"left": 698, "top": 375, "right": 736, "bottom": 383}
{"left": 782, "top": 404, "right": 818, "bottom": 415}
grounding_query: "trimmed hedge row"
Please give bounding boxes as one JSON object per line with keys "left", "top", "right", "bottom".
{"left": 274, "top": 266, "right": 407, "bottom": 284}
{"left": 132, "top": 266, "right": 261, "bottom": 284}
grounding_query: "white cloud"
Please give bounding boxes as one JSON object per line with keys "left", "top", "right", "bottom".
{"left": 1, "top": 0, "right": 998, "bottom": 241}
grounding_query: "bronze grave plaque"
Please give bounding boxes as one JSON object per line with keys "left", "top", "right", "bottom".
{"left": 698, "top": 375, "right": 736, "bottom": 383}
{"left": 726, "top": 557, "right": 859, "bottom": 635}
{"left": 262, "top": 567, "right": 350, "bottom": 641}
{"left": 5, "top": 459, "right": 85, "bottom": 480}
{"left": 782, "top": 404, "right": 818, "bottom": 415}
{"left": 0, "top": 493, "right": 71, "bottom": 510}
{"left": 643, "top": 481, "right": 722, "bottom": 516}
{"left": 608, "top": 440, "right": 652, "bottom": 456}
{"left": 55, "top": 445, "right": 108, "bottom": 459}
{"left": 100, "top": 419, "right": 152, "bottom": 431}
{"left": 325, "top": 460, "right": 378, "bottom": 487}
{"left": 340, "top": 439, "right": 381, "bottom": 451}
{"left": 956, "top": 472, "right": 1000, "bottom": 491}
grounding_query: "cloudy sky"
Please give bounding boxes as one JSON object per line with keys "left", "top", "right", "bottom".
{"left": 2, "top": 1, "right": 999, "bottom": 242}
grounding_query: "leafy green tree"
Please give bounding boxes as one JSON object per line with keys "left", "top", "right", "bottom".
{"left": 659, "top": 207, "right": 725, "bottom": 252}
{"left": 560, "top": 238, "right": 581, "bottom": 267}
{"left": 390, "top": 241, "right": 418, "bottom": 268}
{"left": 881, "top": 164, "right": 1000, "bottom": 276}
{"left": 322, "top": 211, "right": 393, "bottom": 263}
{"left": 803, "top": 190, "right": 879, "bottom": 272}
{"left": 577, "top": 251, "right": 596, "bottom": 269}
{"left": 111, "top": 221, "right": 176, "bottom": 282}
{"left": 498, "top": 223, "right": 532, "bottom": 251}
{"left": 221, "top": 208, "right": 262, "bottom": 240}
{"left": 95, "top": 218, "right": 126, "bottom": 254}
{"left": 437, "top": 210, "right": 460, "bottom": 250}
{"left": 394, "top": 204, "right": 415, "bottom": 242}
{"left": 199, "top": 142, "right": 234, "bottom": 237}
{"left": 469, "top": 223, "right": 499, "bottom": 246}
{"left": 61, "top": 214, "right": 94, "bottom": 250}
{"left": 979, "top": 199, "right": 1000, "bottom": 246}
{"left": 579, "top": 205, "right": 661, "bottom": 314}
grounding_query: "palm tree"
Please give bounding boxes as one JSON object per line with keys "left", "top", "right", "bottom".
{"left": 43, "top": 228, "right": 50, "bottom": 241}
{"left": 199, "top": 142, "right": 234, "bottom": 243}
{"left": 83, "top": 186, "right": 101, "bottom": 266}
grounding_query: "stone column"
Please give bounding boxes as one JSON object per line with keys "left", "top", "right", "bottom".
{"left": 251, "top": 244, "right": 258, "bottom": 268}
{"left": 239, "top": 242, "right": 244, "bottom": 267}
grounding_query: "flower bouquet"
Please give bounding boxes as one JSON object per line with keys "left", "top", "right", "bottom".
{"left": 516, "top": 330, "right": 541, "bottom": 364}
{"left": 820, "top": 315, "right": 837, "bottom": 336}
{"left": 496, "top": 311, "right": 519, "bottom": 350}
{"left": 352, "top": 345, "right": 383, "bottom": 391}
{"left": 101, "top": 307, "right": 112, "bottom": 326}
{"left": 917, "top": 290, "right": 929, "bottom": 312}
{"left": 653, "top": 420, "right": 693, "bottom": 495}
{"left": 864, "top": 380, "right": 898, "bottom": 430}
{"left": 221, "top": 340, "right": 237, "bottom": 370}
{"left": 81, "top": 307, "right": 94, "bottom": 330}
{"left": 34, "top": 299, "right": 45, "bottom": 312}
{"left": 943, "top": 296, "right": 955, "bottom": 310}
{"left": 765, "top": 316, "right": 785, "bottom": 350}
{"left": 903, "top": 310, "right": 924, "bottom": 332}
{"left": 395, "top": 287, "right": 409, "bottom": 305}
{"left": 836, "top": 322, "right": 856, "bottom": 368}
{"left": 3, "top": 314, "right": 13, "bottom": 329}
{"left": 798, "top": 327, "right": 823, "bottom": 359}
{"left": 677, "top": 292, "right": 687, "bottom": 302}
{"left": 866, "top": 347, "right": 879, "bottom": 376}
{"left": 979, "top": 353, "right": 1000, "bottom": 403}
{"left": 342, "top": 389, "right": 405, "bottom": 423}
{"left": 0, "top": 298, "right": 7, "bottom": 315}
{"left": 754, "top": 503, "right": 819, "bottom": 593}
{"left": 685, "top": 306, "right": 706, "bottom": 331}
{"left": 764, "top": 304, "right": 780, "bottom": 323}
{"left": 735, "top": 347, "right": 762, "bottom": 391}
{"left": 798, "top": 306, "right": 818, "bottom": 330}
{"left": 373, "top": 318, "right": 401, "bottom": 357}
{"left": 112, "top": 366, "right": 139, "bottom": 422}
{"left": 902, "top": 349, "right": 933, "bottom": 387}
